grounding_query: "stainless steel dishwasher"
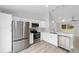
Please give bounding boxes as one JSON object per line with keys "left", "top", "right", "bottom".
{"left": 58, "top": 35, "right": 71, "bottom": 51}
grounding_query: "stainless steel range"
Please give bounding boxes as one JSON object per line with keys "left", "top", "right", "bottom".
{"left": 30, "top": 23, "right": 40, "bottom": 44}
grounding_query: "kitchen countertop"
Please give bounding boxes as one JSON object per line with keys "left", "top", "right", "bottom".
{"left": 57, "top": 32, "right": 74, "bottom": 38}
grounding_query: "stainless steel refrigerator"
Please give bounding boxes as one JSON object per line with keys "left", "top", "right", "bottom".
{"left": 12, "top": 21, "right": 30, "bottom": 53}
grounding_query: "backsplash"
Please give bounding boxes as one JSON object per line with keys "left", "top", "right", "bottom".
{"left": 60, "top": 24, "right": 74, "bottom": 33}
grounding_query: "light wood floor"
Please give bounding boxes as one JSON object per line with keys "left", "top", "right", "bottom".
{"left": 19, "top": 40, "right": 68, "bottom": 53}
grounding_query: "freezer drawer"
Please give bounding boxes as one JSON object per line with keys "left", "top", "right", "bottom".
{"left": 13, "top": 39, "right": 29, "bottom": 53}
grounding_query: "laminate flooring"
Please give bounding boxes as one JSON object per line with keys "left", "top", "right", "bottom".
{"left": 19, "top": 40, "right": 68, "bottom": 53}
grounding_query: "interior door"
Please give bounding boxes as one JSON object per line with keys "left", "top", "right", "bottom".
{"left": 0, "top": 29, "right": 12, "bottom": 53}
{"left": 0, "top": 13, "right": 12, "bottom": 53}
{"left": 0, "top": 13, "right": 11, "bottom": 28}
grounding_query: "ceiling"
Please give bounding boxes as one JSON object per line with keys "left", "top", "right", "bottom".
{"left": 0, "top": 5, "right": 59, "bottom": 21}
{"left": 0, "top": 5, "right": 48, "bottom": 20}
{"left": 1, "top": 5, "right": 79, "bottom": 22}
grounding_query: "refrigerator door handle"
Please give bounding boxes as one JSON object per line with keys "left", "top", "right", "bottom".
{"left": 13, "top": 38, "right": 28, "bottom": 42}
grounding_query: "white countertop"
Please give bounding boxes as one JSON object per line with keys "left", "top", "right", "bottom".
{"left": 57, "top": 32, "right": 74, "bottom": 37}
{"left": 41, "top": 32, "right": 74, "bottom": 37}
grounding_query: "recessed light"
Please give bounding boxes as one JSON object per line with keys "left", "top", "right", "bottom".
{"left": 62, "top": 19, "right": 65, "bottom": 22}
{"left": 45, "top": 5, "right": 48, "bottom": 7}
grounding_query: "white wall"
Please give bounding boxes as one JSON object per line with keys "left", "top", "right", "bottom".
{"left": 49, "top": 12, "right": 57, "bottom": 33}
{"left": 74, "top": 21, "right": 79, "bottom": 36}
{"left": 56, "top": 21, "right": 75, "bottom": 33}
{"left": 0, "top": 12, "right": 12, "bottom": 53}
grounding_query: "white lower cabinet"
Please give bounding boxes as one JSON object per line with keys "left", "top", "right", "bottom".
{"left": 41, "top": 32, "right": 58, "bottom": 47}
{"left": 30, "top": 33, "right": 34, "bottom": 44}
{"left": 65, "top": 37, "right": 70, "bottom": 50}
